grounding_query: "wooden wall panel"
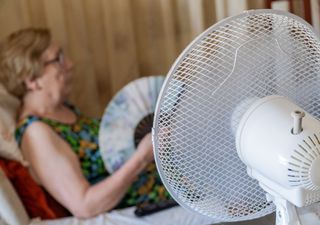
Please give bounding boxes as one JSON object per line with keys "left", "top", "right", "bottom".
{"left": 159, "top": 0, "right": 179, "bottom": 71}
{"left": 0, "top": 0, "right": 24, "bottom": 40}
{"left": 43, "top": 0, "right": 68, "bottom": 48}
{"left": 27, "top": 0, "right": 47, "bottom": 27}
{"left": 174, "top": 0, "right": 194, "bottom": 50}
{"left": 82, "top": 0, "right": 112, "bottom": 108}
{"left": 0, "top": 0, "right": 318, "bottom": 117}
{"left": 187, "top": 0, "right": 205, "bottom": 38}
{"left": 203, "top": 0, "right": 218, "bottom": 29}
{"left": 17, "top": 0, "right": 32, "bottom": 28}
{"left": 63, "top": 0, "right": 101, "bottom": 115}
{"left": 247, "top": 0, "right": 265, "bottom": 9}
{"left": 101, "top": 0, "right": 139, "bottom": 100}
{"left": 132, "top": 0, "right": 174, "bottom": 76}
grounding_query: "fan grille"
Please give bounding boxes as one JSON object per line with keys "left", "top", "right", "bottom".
{"left": 154, "top": 10, "right": 320, "bottom": 222}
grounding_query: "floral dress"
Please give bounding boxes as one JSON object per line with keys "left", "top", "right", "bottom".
{"left": 15, "top": 104, "right": 171, "bottom": 208}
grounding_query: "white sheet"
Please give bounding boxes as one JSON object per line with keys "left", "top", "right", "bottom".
{"left": 29, "top": 206, "right": 216, "bottom": 225}
{"left": 29, "top": 206, "right": 276, "bottom": 225}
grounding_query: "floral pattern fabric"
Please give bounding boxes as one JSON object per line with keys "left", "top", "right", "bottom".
{"left": 15, "top": 103, "right": 171, "bottom": 208}
{"left": 15, "top": 104, "right": 106, "bottom": 184}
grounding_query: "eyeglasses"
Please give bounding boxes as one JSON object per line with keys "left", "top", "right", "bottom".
{"left": 44, "top": 49, "right": 65, "bottom": 67}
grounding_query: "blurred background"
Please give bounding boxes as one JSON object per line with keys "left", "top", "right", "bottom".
{"left": 0, "top": 0, "right": 319, "bottom": 117}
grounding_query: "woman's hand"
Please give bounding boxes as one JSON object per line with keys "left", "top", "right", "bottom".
{"left": 136, "top": 133, "right": 154, "bottom": 164}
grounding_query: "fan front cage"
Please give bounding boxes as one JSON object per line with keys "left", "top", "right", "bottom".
{"left": 153, "top": 10, "right": 320, "bottom": 222}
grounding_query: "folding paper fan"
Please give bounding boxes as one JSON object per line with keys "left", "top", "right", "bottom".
{"left": 99, "top": 75, "right": 165, "bottom": 173}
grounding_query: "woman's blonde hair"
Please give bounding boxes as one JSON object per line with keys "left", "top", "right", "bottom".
{"left": 0, "top": 28, "right": 51, "bottom": 98}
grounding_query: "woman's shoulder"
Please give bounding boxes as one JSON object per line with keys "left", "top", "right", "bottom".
{"left": 15, "top": 102, "right": 79, "bottom": 144}
{"left": 16, "top": 115, "right": 58, "bottom": 147}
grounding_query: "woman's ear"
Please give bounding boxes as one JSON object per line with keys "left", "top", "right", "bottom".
{"left": 24, "top": 77, "right": 41, "bottom": 91}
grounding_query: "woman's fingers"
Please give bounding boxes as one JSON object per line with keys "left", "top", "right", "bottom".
{"left": 137, "top": 133, "right": 154, "bottom": 163}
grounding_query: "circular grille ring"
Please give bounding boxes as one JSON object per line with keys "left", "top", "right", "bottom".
{"left": 153, "top": 9, "right": 320, "bottom": 222}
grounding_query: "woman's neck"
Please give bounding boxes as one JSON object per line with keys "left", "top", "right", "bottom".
{"left": 19, "top": 91, "right": 75, "bottom": 124}
{"left": 21, "top": 92, "right": 60, "bottom": 115}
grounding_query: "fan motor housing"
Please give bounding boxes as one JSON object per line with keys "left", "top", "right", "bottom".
{"left": 236, "top": 95, "right": 320, "bottom": 207}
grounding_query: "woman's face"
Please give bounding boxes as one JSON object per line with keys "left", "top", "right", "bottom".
{"left": 36, "top": 41, "right": 74, "bottom": 103}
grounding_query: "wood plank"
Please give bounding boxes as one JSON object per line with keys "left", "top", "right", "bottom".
{"left": 101, "top": 0, "right": 140, "bottom": 95}
{"left": 0, "top": 0, "right": 24, "bottom": 39}
{"left": 215, "top": 0, "right": 228, "bottom": 21}
{"left": 187, "top": 0, "right": 205, "bottom": 38}
{"left": 17, "top": 0, "right": 32, "bottom": 28}
{"left": 226, "top": 0, "right": 248, "bottom": 16}
{"left": 43, "top": 0, "right": 69, "bottom": 49}
{"left": 292, "top": 0, "right": 304, "bottom": 19}
{"left": 131, "top": 0, "right": 172, "bottom": 76}
{"left": 82, "top": 0, "right": 112, "bottom": 109}
{"left": 202, "top": 0, "right": 217, "bottom": 29}
{"left": 62, "top": 0, "right": 101, "bottom": 116}
{"left": 247, "top": 0, "right": 265, "bottom": 9}
{"left": 159, "top": 0, "right": 180, "bottom": 72}
{"left": 175, "top": 0, "right": 193, "bottom": 50}
{"left": 303, "top": 0, "right": 312, "bottom": 24}
{"left": 27, "top": 0, "right": 47, "bottom": 27}
{"left": 311, "top": 0, "right": 320, "bottom": 32}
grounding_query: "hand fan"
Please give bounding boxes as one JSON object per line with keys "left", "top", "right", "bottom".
{"left": 99, "top": 75, "right": 165, "bottom": 173}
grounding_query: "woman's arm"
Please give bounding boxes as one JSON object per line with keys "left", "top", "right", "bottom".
{"left": 21, "top": 121, "right": 154, "bottom": 218}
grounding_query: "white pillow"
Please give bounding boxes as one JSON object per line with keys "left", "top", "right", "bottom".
{"left": 0, "top": 215, "right": 10, "bottom": 225}
{"left": 0, "top": 168, "right": 29, "bottom": 225}
{"left": 0, "top": 84, "right": 28, "bottom": 166}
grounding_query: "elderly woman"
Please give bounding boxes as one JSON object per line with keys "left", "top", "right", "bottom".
{"left": 0, "top": 28, "right": 170, "bottom": 218}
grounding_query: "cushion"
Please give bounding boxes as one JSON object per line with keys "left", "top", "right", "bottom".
{"left": 0, "top": 84, "right": 28, "bottom": 166}
{"left": 0, "top": 167, "right": 29, "bottom": 225}
{"left": 0, "top": 158, "right": 71, "bottom": 220}
{"left": 0, "top": 216, "right": 10, "bottom": 225}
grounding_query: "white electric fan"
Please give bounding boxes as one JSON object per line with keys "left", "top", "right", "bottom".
{"left": 153, "top": 9, "right": 320, "bottom": 225}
